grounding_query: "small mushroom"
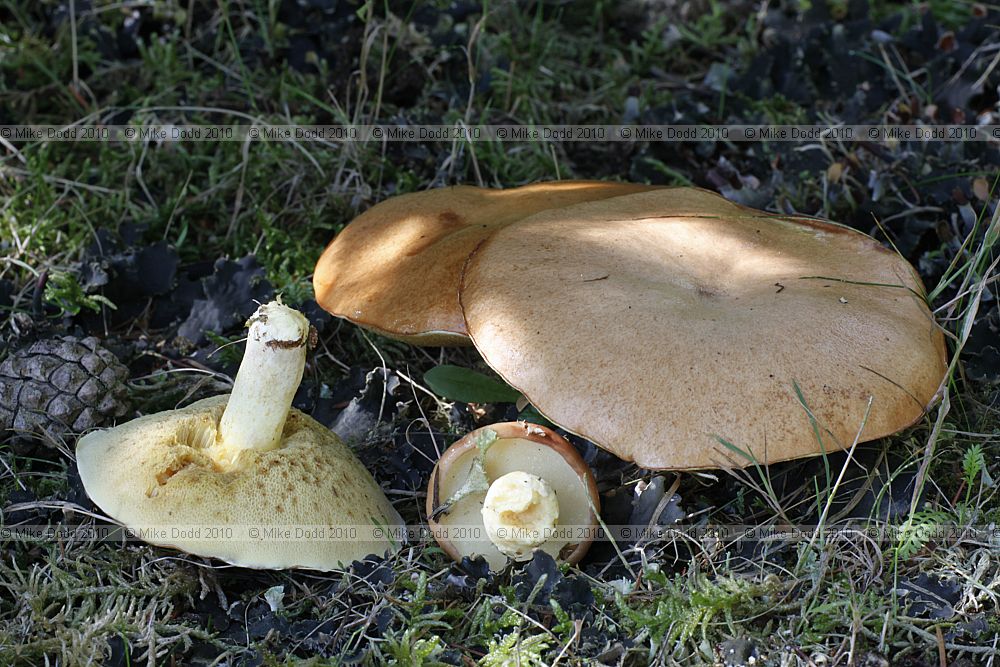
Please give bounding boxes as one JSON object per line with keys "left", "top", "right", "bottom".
{"left": 427, "top": 422, "right": 600, "bottom": 570}
{"left": 76, "top": 300, "right": 403, "bottom": 570}
{"left": 313, "top": 181, "right": 660, "bottom": 345}
{"left": 460, "top": 188, "right": 948, "bottom": 469}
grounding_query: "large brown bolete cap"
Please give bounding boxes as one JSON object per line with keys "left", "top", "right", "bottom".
{"left": 461, "top": 188, "right": 948, "bottom": 470}
{"left": 313, "top": 181, "right": 660, "bottom": 345}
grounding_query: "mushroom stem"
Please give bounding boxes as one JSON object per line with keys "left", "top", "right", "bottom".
{"left": 482, "top": 471, "right": 560, "bottom": 560}
{"left": 217, "top": 300, "right": 309, "bottom": 460}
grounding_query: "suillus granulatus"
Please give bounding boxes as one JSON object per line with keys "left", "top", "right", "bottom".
{"left": 427, "top": 422, "right": 599, "bottom": 570}
{"left": 76, "top": 300, "right": 403, "bottom": 570}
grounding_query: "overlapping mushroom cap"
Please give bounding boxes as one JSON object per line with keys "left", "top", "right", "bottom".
{"left": 460, "top": 188, "right": 948, "bottom": 469}
{"left": 313, "top": 181, "right": 659, "bottom": 345}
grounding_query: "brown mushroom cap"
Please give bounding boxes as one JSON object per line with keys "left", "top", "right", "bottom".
{"left": 76, "top": 395, "right": 403, "bottom": 570}
{"left": 313, "top": 181, "right": 660, "bottom": 345}
{"left": 460, "top": 188, "right": 948, "bottom": 469}
{"left": 427, "top": 422, "right": 600, "bottom": 570}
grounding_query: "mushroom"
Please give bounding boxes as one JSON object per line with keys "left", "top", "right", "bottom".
{"left": 313, "top": 181, "right": 660, "bottom": 345}
{"left": 427, "top": 422, "right": 600, "bottom": 570}
{"left": 76, "top": 300, "right": 403, "bottom": 570}
{"left": 460, "top": 188, "right": 948, "bottom": 469}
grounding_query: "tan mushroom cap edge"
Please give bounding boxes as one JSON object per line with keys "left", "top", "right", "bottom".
{"left": 460, "top": 187, "right": 949, "bottom": 470}
{"left": 76, "top": 395, "right": 404, "bottom": 570}
{"left": 427, "top": 422, "right": 600, "bottom": 570}
{"left": 313, "top": 181, "right": 661, "bottom": 346}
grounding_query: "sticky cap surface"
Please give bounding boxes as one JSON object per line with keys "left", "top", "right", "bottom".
{"left": 313, "top": 181, "right": 661, "bottom": 344}
{"left": 461, "top": 188, "right": 948, "bottom": 469}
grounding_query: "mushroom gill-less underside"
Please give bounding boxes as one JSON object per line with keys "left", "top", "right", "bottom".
{"left": 460, "top": 189, "right": 948, "bottom": 470}
{"left": 76, "top": 301, "right": 403, "bottom": 571}
{"left": 77, "top": 395, "right": 403, "bottom": 569}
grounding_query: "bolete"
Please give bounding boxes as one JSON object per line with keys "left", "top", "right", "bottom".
{"left": 427, "top": 422, "right": 600, "bottom": 570}
{"left": 313, "top": 181, "right": 660, "bottom": 345}
{"left": 460, "top": 188, "right": 948, "bottom": 469}
{"left": 76, "top": 300, "right": 403, "bottom": 570}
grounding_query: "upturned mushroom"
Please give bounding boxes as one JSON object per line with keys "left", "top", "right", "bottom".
{"left": 460, "top": 187, "right": 948, "bottom": 469}
{"left": 313, "top": 181, "right": 660, "bottom": 345}
{"left": 427, "top": 422, "right": 600, "bottom": 570}
{"left": 76, "top": 300, "right": 403, "bottom": 570}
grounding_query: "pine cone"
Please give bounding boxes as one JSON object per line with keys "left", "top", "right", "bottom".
{"left": 0, "top": 336, "right": 131, "bottom": 439}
